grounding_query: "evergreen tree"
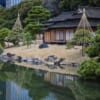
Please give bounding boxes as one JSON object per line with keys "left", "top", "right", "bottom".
{"left": 24, "top": 6, "right": 50, "bottom": 25}
{"left": 71, "top": 29, "right": 92, "bottom": 45}
{"left": 10, "top": 13, "right": 23, "bottom": 46}
{"left": 24, "top": 6, "right": 50, "bottom": 37}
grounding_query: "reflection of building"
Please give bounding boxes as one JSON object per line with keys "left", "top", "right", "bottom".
{"left": 44, "top": 72, "right": 76, "bottom": 87}
{"left": 0, "top": 81, "right": 6, "bottom": 100}
{"left": 44, "top": 6, "right": 100, "bottom": 43}
{"left": 0, "top": 81, "right": 31, "bottom": 100}
{"left": 0, "top": 0, "right": 22, "bottom": 8}
{"left": 6, "top": 81, "right": 32, "bottom": 100}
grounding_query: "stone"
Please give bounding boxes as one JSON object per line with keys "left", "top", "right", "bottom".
{"left": 39, "top": 43, "right": 48, "bottom": 49}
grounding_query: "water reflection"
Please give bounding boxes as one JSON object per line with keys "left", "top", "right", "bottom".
{"left": 44, "top": 72, "right": 77, "bottom": 87}
{"left": 0, "top": 62, "right": 100, "bottom": 100}
{"left": 6, "top": 81, "right": 32, "bottom": 100}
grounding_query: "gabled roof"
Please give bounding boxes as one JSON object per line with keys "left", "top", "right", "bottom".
{"left": 48, "top": 19, "right": 100, "bottom": 29}
{"left": 82, "top": 6, "right": 100, "bottom": 18}
{"left": 43, "top": 19, "right": 100, "bottom": 30}
{"left": 47, "top": 6, "right": 100, "bottom": 23}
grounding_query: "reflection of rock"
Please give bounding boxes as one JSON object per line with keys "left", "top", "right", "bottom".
{"left": 16, "top": 56, "right": 22, "bottom": 63}
{"left": 45, "top": 55, "right": 57, "bottom": 62}
{"left": 22, "top": 57, "right": 27, "bottom": 62}
{"left": 45, "top": 56, "right": 65, "bottom": 69}
{"left": 42, "top": 0, "right": 60, "bottom": 15}
{"left": 54, "top": 58, "right": 65, "bottom": 66}
{"left": 28, "top": 58, "right": 44, "bottom": 65}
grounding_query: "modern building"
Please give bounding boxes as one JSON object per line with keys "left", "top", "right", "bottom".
{"left": 6, "top": 0, "right": 22, "bottom": 8}
{"left": 0, "top": 0, "right": 22, "bottom": 8}
{"left": 43, "top": 6, "right": 100, "bottom": 43}
{"left": 0, "top": 81, "right": 6, "bottom": 100}
{"left": 0, "top": 0, "right": 6, "bottom": 7}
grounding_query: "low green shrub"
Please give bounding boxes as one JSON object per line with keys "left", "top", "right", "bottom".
{"left": 85, "top": 46, "right": 99, "bottom": 57}
{"left": 78, "top": 59, "right": 100, "bottom": 80}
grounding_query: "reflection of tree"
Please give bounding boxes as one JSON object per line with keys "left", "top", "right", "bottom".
{"left": 22, "top": 70, "right": 49, "bottom": 100}
{"left": 67, "top": 80, "right": 100, "bottom": 100}
{"left": 48, "top": 85, "right": 75, "bottom": 100}
{"left": 67, "top": 80, "right": 85, "bottom": 100}
{"left": 0, "top": 62, "right": 75, "bottom": 100}
{"left": 76, "top": 81, "right": 100, "bottom": 100}
{"left": 0, "top": 62, "right": 100, "bottom": 100}
{"left": 0, "top": 62, "right": 49, "bottom": 100}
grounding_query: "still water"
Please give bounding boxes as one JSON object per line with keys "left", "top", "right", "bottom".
{"left": 0, "top": 62, "right": 100, "bottom": 100}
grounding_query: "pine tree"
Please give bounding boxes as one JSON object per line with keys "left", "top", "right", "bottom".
{"left": 11, "top": 13, "right": 23, "bottom": 46}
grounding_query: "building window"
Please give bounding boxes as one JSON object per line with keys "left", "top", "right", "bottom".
{"left": 56, "top": 31, "right": 64, "bottom": 41}
{"left": 66, "top": 30, "right": 74, "bottom": 40}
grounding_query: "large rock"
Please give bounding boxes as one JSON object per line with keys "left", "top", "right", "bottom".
{"left": 42, "top": 0, "right": 60, "bottom": 15}
{"left": 39, "top": 43, "right": 48, "bottom": 49}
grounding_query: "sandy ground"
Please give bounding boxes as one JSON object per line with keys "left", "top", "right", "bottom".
{"left": 4, "top": 44, "right": 87, "bottom": 63}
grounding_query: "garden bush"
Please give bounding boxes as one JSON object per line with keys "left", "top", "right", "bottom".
{"left": 78, "top": 59, "right": 100, "bottom": 80}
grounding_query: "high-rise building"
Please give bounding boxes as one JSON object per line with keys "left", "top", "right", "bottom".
{"left": 0, "top": 0, "right": 22, "bottom": 8}
{"left": 0, "top": 0, "right": 6, "bottom": 7}
{"left": 6, "top": 0, "right": 22, "bottom": 8}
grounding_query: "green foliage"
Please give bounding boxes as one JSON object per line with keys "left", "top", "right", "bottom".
{"left": 24, "top": 24, "right": 43, "bottom": 36}
{"left": 59, "top": 0, "right": 81, "bottom": 11}
{"left": 71, "top": 29, "right": 92, "bottom": 45}
{"left": 95, "top": 66, "right": 100, "bottom": 76}
{"left": 0, "top": 28, "right": 10, "bottom": 39}
{"left": 24, "top": 6, "right": 50, "bottom": 24}
{"left": 22, "top": 32, "right": 32, "bottom": 48}
{"left": 0, "top": 28, "right": 11, "bottom": 47}
{"left": 88, "top": 0, "right": 100, "bottom": 6}
{"left": 86, "top": 34, "right": 100, "bottom": 58}
{"left": 59, "top": 0, "right": 100, "bottom": 11}
{"left": 24, "top": 6, "right": 50, "bottom": 35}
{"left": 9, "top": 14, "right": 23, "bottom": 46}
{"left": 78, "top": 59, "right": 100, "bottom": 80}
{"left": 85, "top": 46, "right": 99, "bottom": 57}
{"left": 0, "top": 0, "right": 42, "bottom": 29}
{"left": 66, "top": 41, "right": 74, "bottom": 49}
{"left": 82, "top": 26, "right": 100, "bottom": 80}
{"left": 72, "top": 80, "right": 100, "bottom": 100}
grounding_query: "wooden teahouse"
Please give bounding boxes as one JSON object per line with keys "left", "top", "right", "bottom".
{"left": 43, "top": 6, "right": 100, "bottom": 43}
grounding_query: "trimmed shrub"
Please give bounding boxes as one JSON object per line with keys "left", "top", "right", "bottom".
{"left": 78, "top": 59, "right": 99, "bottom": 80}
{"left": 85, "top": 46, "right": 99, "bottom": 57}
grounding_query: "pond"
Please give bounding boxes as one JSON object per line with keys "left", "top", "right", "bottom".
{"left": 0, "top": 61, "right": 100, "bottom": 100}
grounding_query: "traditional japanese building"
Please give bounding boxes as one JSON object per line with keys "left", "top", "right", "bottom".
{"left": 43, "top": 6, "right": 100, "bottom": 43}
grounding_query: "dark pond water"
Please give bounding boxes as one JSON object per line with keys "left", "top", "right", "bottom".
{"left": 0, "top": 61, "right": 100, "bottom": 100}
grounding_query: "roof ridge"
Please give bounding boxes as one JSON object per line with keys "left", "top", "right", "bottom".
{"left": 79, "top": 6, "right": 100, "bottom": 9}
